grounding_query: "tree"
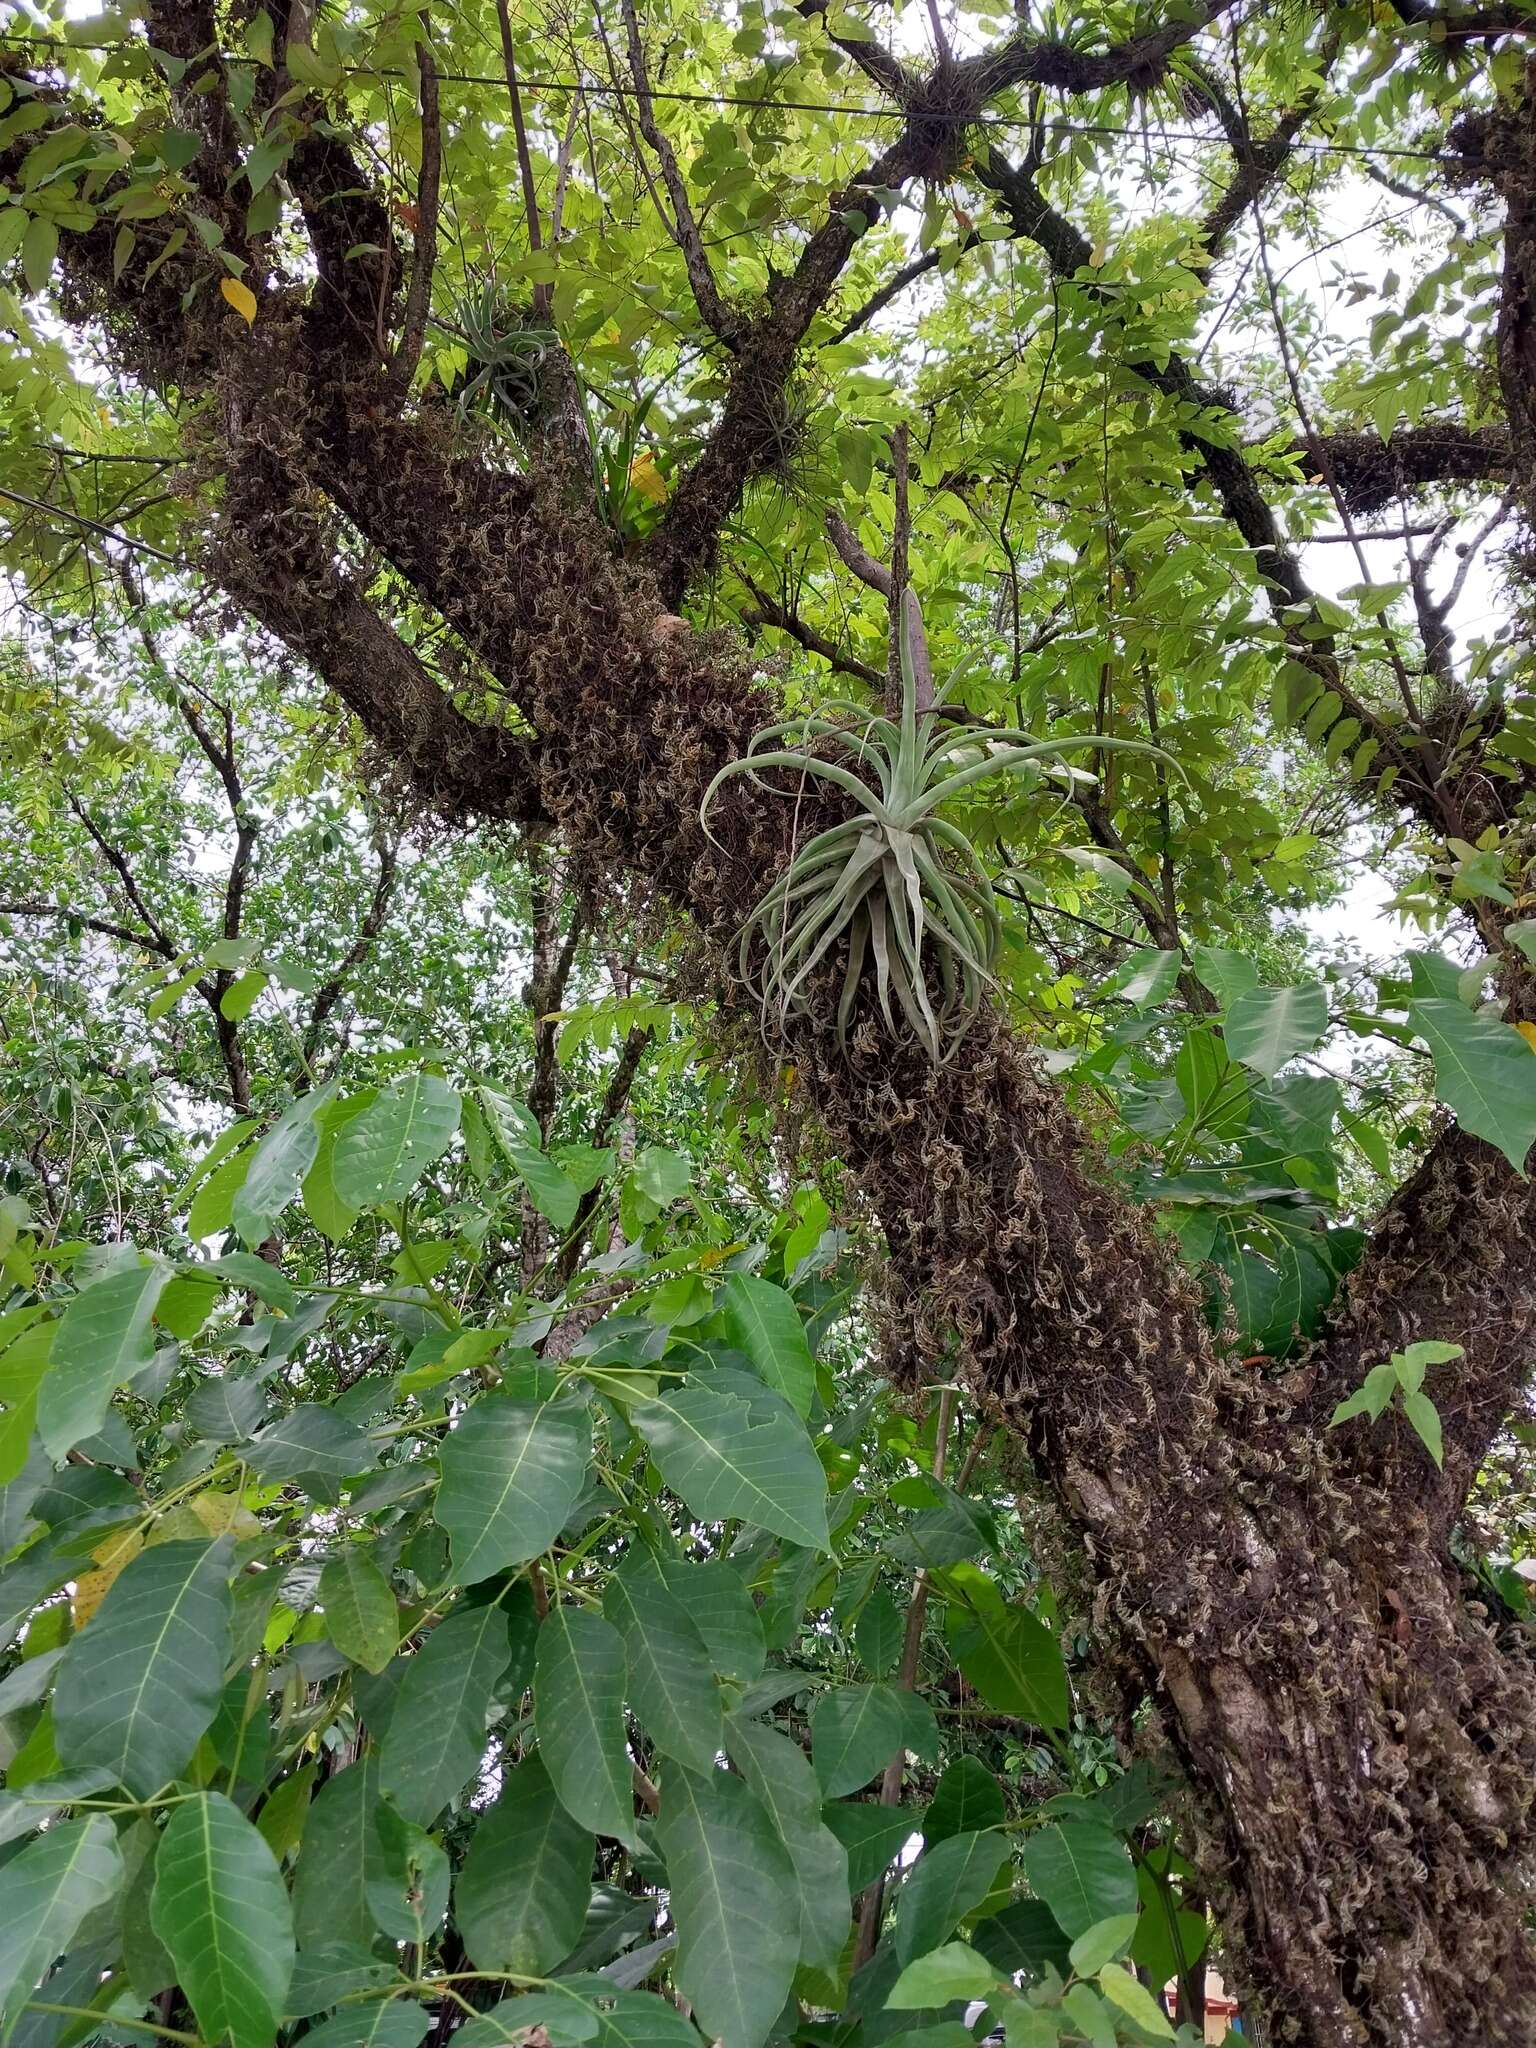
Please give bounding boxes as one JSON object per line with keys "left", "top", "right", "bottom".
{"left": 2, "top": 0, "right": 1536, "bottom": 2042}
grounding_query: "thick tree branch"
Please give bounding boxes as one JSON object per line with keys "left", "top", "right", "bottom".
{"left": 1288, "top": 423, "right": 1513, "bottom": 514}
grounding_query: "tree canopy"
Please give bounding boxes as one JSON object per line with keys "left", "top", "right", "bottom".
{"left": 3, "top": 1, "right": 1536, "bottom": 2044}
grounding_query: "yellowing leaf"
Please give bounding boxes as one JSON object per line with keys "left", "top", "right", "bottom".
{"left": 627, "top": 448, "right": 669, "bottom": 505}
{"left": 190, "top": 1489, "right": 262, "bottom": 1540}
{"left": 1518, "top": 1022, "right": 1536, "bottom": 1054}
{"left": 220, "top": 277, "right": 258, "bottom": 325}
{"left": 73, "top": 1526, "right": 144, "bottom": 1630}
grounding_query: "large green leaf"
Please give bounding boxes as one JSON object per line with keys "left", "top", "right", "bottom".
{"left": 244, "top": 1404, "right": 378, "bottom": 1483}
{"left": 1019, "top": 1823, "right": 1137, "bottom": 1940}
{"left": 301, "top": 2004, "right": 433, "bottom": 2048}
{"left": 37, "top": 1262, "right": 168, "bottom": 1458}
{"left": 456, "top": 1984, "right": 702, "bottom": 2048}
{"left": 53, "top": 1538, "right": 232, "bottom": 1797}
{"left": 952, "top": 1604, "right": 1068, "bottom": 1730}
{"left": 0, "top": 1817, "right": 123, "bottom": 2039}
{"left": 726, "top": 1717, "right": 850, "bottom": 1971}
{"left": 656, "top": 1766, "right": 799, "bottom": 2048}
{"left": 320, "top": 1547, "right": 400, "bottom": 1674}
{"left": 924, "top": 1757, "right": 1005, "bottom": 1846}
{"left": 632, "top": 1381, "right": 829, "bottom": 1550}
{"left": 436, "top": 1392, "right": 592, "bottom": 1584}
{"left": 378, "top": 1601, "right": 516, "bottom": 1823}
{"left": 290, "top": 1758, "right": 390, "bottom": 1952}
{"left": 534, "top": 1605, "right": 639, "bottom": 1848}
{"left": 822, "top": 1799, "right": 924, "bottom": 1893}
{"left": 151, "top": 1790, "right": 295, "bottom": 2048}
{"left": 231, "top": 1086, "right": 334, "bottom": 1248}
{"left": 603, "top": 1569, "right": 724, "bottom": 1774}
{"left": 718, "top": 1274, "right": 816, "bottom": 1416}
{"left": 810, "top": 1683, "right": 903, "bottom": 1796}
{"left": 1223, "top": 982, "right": 1328, "bottom": 1079}
{"left": 895, "top": 1829, "right": 1009, "bottom": 1963}
{"left": 332, "top": 1074, "right": 461, "bottom": 1209}
{"left": 1409, "top": 997, "right": 1536, "bottom": 1171}
{"left": 479, "top": 1087, "right": 585, "bottom": 1229}
{"left": 454, "top": 1752, "right": 594, "bottom": 1972}
{"left": 656, "top": 1556, "right": 765, "bottom": 1686}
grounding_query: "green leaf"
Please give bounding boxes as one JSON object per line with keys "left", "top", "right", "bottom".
{"left": 719, "top": 1274, "right": 816, "bottom": 1416}
{"left": 458, "top": 1985, "right": 699, "bottom": 2048}
{"left": 300, "top": 2004, "right": 433, "bottom": 2048}
{"left": 924, "top": 1757, "right": 1005, "bottom": 1847}
{"left": 810, "top": 1683, "right": 903, "bottom": 1796}
{"left": 855, "top": 1586, "right": 903, "bottom": 1678}
{"left": 1223, "top": 983, "right": 1328, "bottom": 1079}
{"left": 21, "top": 214, "right": 59, "bottom": 294}
{"left": 332, "top": 1073, "right": 461, "bottom": 1209}
{"left": 232, "top": 1087, "right": 332, "bottom": 1248}
{"left": 303, "top": 1094, "right": 369, "bottom": 1244}
{"left": 822, "top": 1798, "right": 924, "bottom": 1895}
{"left": 220, "top": 969, "right": 267, "bottom": 1022}
{"left": 454, "top": 1751, "right": 594, "bottom": 1972}
{"left": 378, "top": 1601, "right": 517, "bottom": 1824}
{"left": 1400, "top": 1387, "right": 1445, "bottom": 1468}
{"left": 896, "top": 1830, "right": 1009, "bottom": 1963}
{"left": 1019, "top": 1823, "right": 1136, "bottom": 1940}
{"left": 1191, "top": 944, "right": 1256, "bottom": 1007}
{"left": 726, "top": 1717, "right": 851, "bottom": 1972}
{"left": 186, "top": 1372, "right": 270, "bottom": 1444}
{"left": 245, "top": 1403, "right": 377, "bottom": 1482}
{"left": 38, "top": 1262, "right": 168, "bottom": 1458}
{"left": 656, "top": 1766, "right": 800, "bottom": 2048}
{"left": 368, "top": 1804, "right": 449, "bottom": 1944}
{"left": 437, "top": 1392, "right": 592, "bottom": 1583}
{"left": 633, "top": 1381, "right": 829, "bottom": 1550}
{"left": 886, "top": 1942, "right": 998, "bottom": 2010}
{"left": 320, "top": 1548, "right": 399, "bottom": 1674}
{"left": 632, "top": 1145, "right": 692, "bottom": 1206}
{"left": 291, "top": 1759, "right": 391, "bottom": 1952}
{"left": 53, "top": 1539, "right": 232, "bottom": 1797}
{"left": 0, "top": 1815, "right": 122, "bottom": 2036}
{"left": 952, "top": 1604, "right": 1068, "bottom": 1730}
{"left": 151, "top": 1790, "right": 295, "bottom": 2048}
{"left": 603, "top": 1568, "right": 725, "bottom": 1774}
{"left": 1408, "top": 998, "right": 1536, "bottom": 1171}
{"left": 453, "top": 1996, "right": 597, "bottom": 2048}
{"left": 656, "top": 1555, "right": 765, "bottom": 1686}
{"left": 534, "top": 1605, "right": 639, "bottom": 1848}
{"left": 188, "top": 1142, "right": 256, "bottom": 1241}
{"left": 1067, "top": 1913, "right": 1138, "bottom": 1974}
{"left": 1106, "top": 948, "right": 1180, "bottom": 1009}
{"left": 1097, "top": 1964, "right": 1174, "bottom": 2038}
{"left": 284, "top": 1944, "right": 399, "bottom": 2019}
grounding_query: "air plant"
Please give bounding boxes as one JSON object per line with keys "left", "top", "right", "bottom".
{"left": 701, "top": 591, "right": 1170, "bottom": 1066}
{"left": 453, "top": 284, "right": 557, "bottom": 426}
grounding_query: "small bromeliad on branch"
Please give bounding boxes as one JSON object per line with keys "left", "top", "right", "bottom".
{"left": 701, "top": 585, "right": 1168, "bottom": 1064}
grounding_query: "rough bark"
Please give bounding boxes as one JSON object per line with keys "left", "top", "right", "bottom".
{"left": 9, "top": 9, "right": 1536, "bottom": 2039}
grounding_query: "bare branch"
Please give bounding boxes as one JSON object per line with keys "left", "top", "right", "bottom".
{"left": 390, "top": 36, "right": 441, "bottom": 394}
{"left": 737, "top": 576, "right": 885, "bottom": 686}
{"left": 0, "top": 901, "right": 171, "bottom": 955}
{"left": 304, "top": 833, "right": 401, "bottom": 1060}
{"left": 825, "top": 511, "right": 894, "bottom": 597}
{"left": 619, "top": 0, "right": 746, "bottom": 349}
